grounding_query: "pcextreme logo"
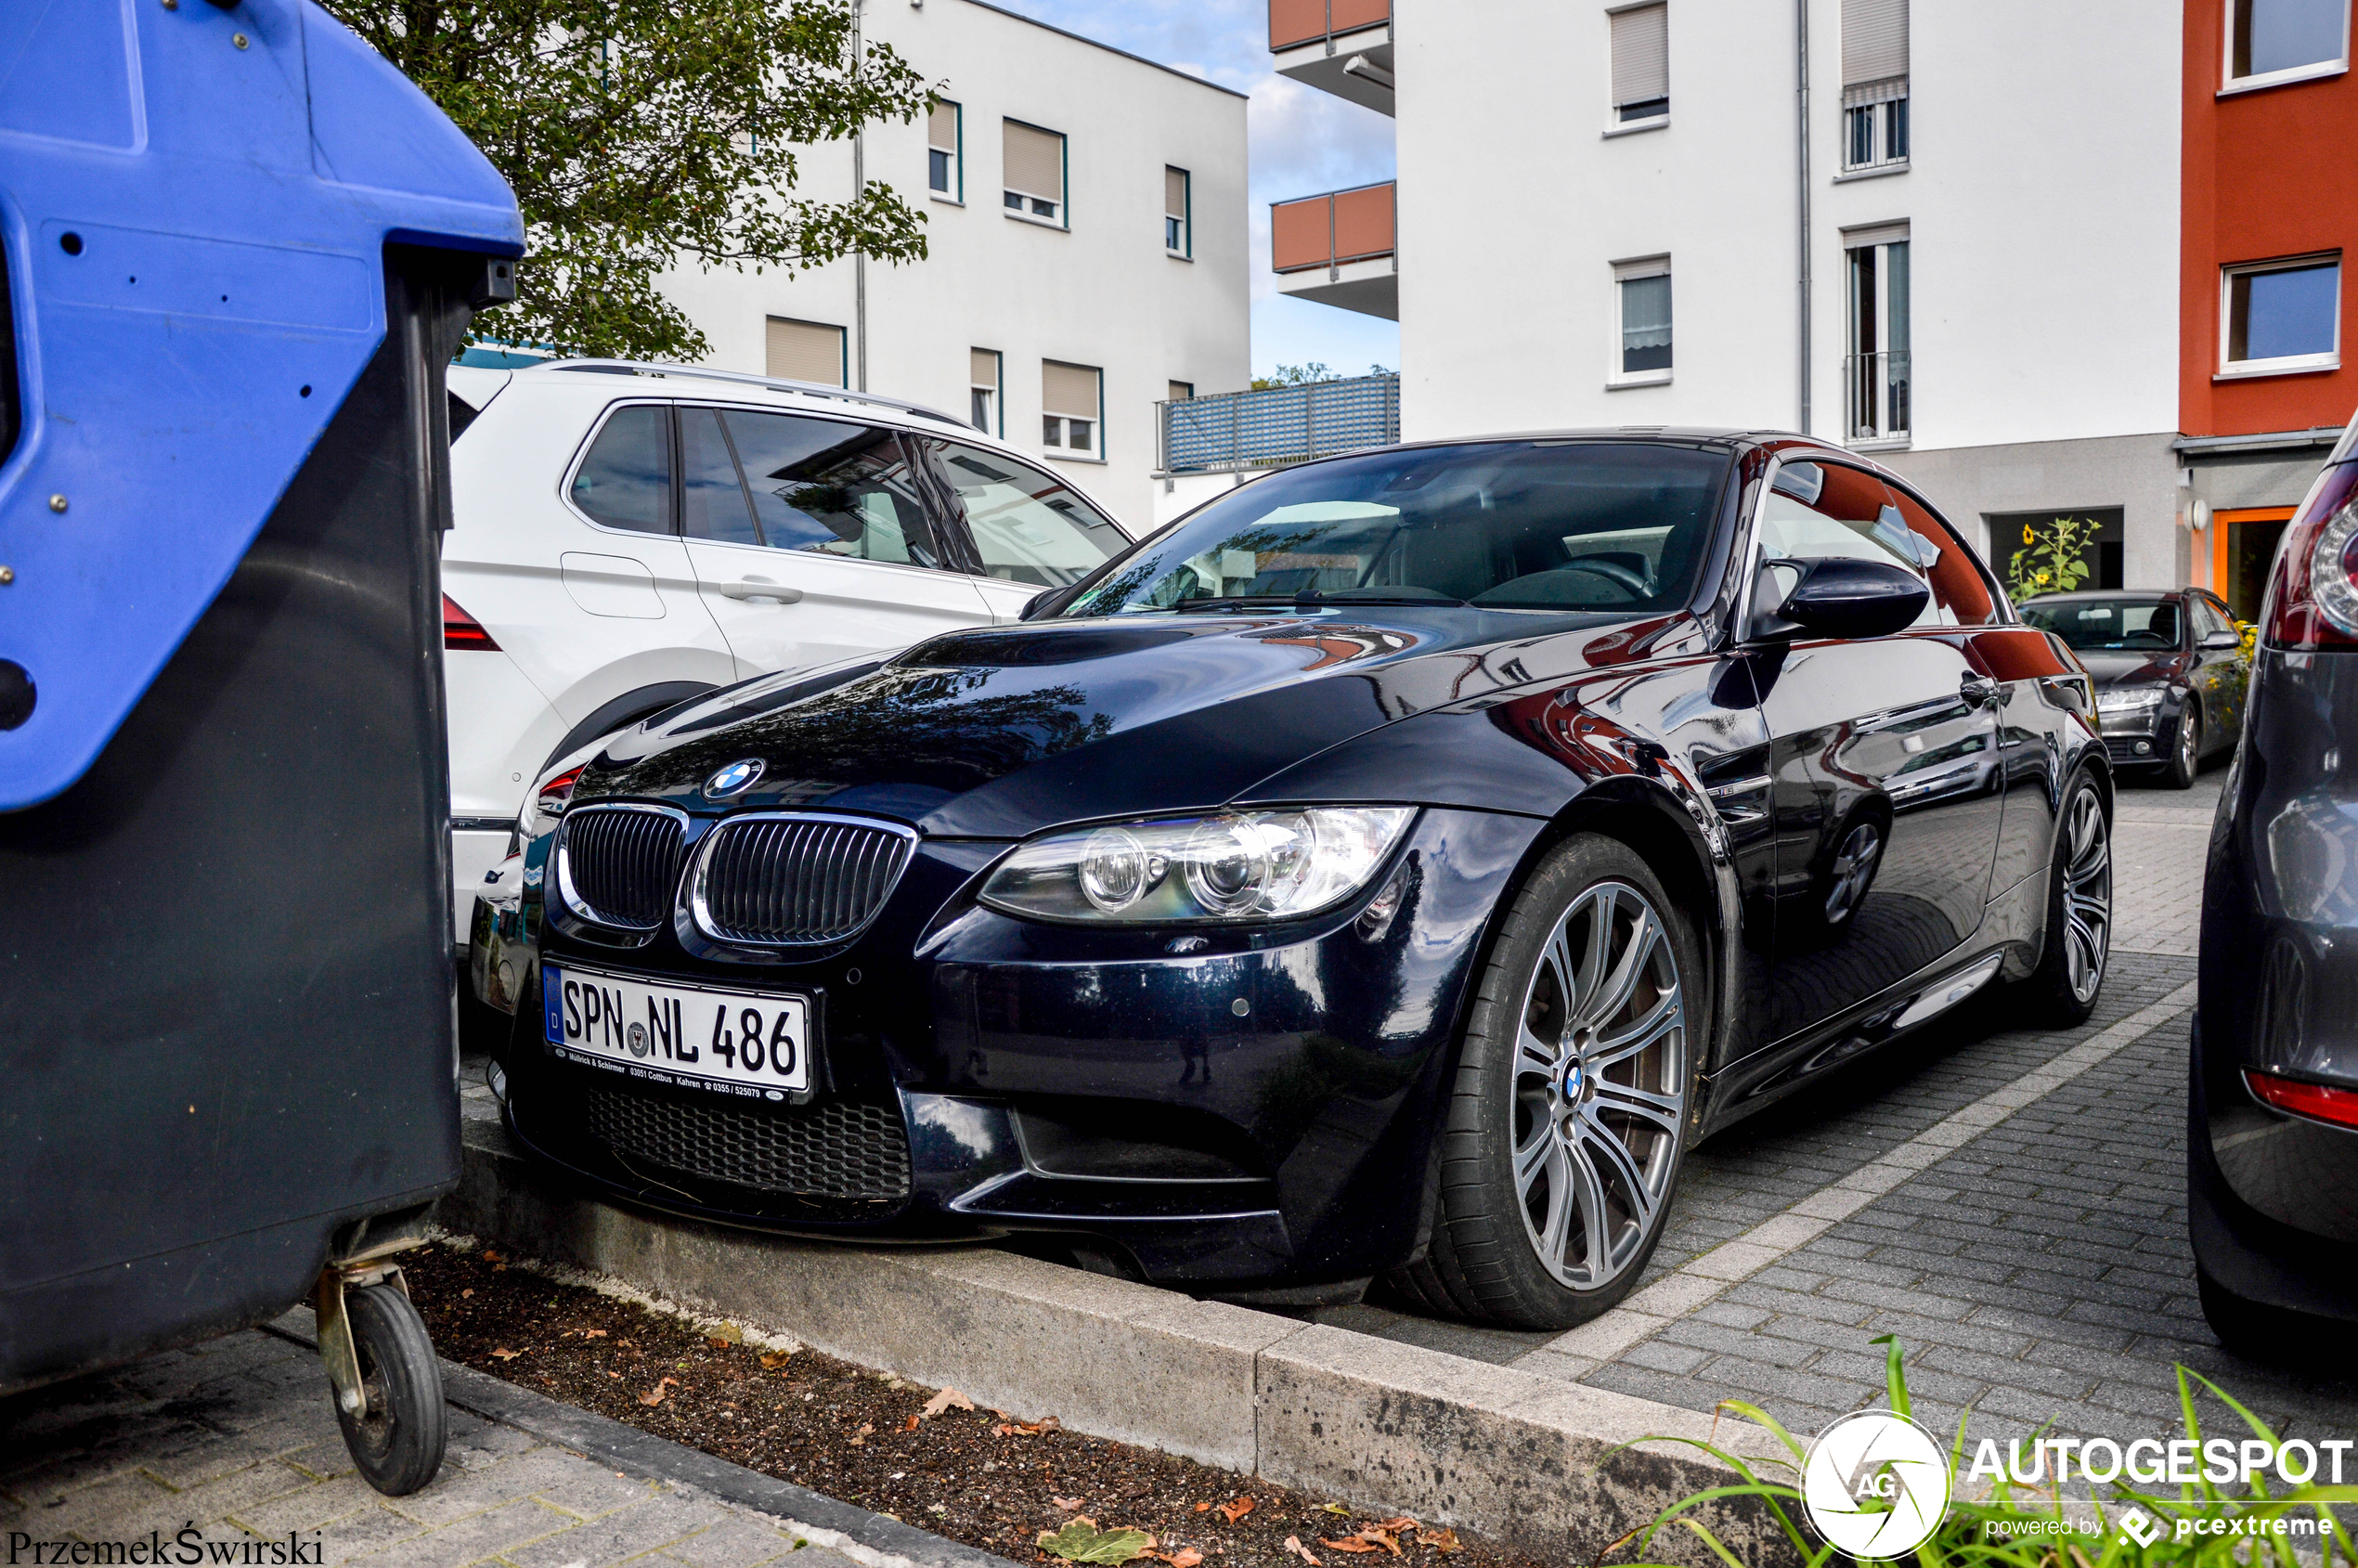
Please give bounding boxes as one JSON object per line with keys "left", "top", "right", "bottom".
{"left": 1801, "top": 1409, "right": 1954, "bottom": 1558}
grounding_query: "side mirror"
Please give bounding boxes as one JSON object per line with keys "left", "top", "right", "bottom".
{"left": 1019, "top": 586, "right": 1073, "bottom": 622}
{"left": 2200, "top": 628, "right": 2242, "bottom": 651}
{"left": 1756, "top": 557, "right": 1929, "bottom": 641}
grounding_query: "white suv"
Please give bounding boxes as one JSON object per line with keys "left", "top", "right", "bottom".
{"left": 440, "top": 359, "right": 1135, "bottom": 942}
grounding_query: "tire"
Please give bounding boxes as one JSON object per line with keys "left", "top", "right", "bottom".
{"left": 335, "top": 1283, "right": 448, "bottom": 1497}
{"left": 1389, "top": 835, "right": 1704, "bottom": 1329}
{"left": 2015, "top": 770, "right": 2112, "bottom": 1027}
{"left": 2196, "top": 1267, "right": 2339, "bottom": 1364}
{"left": 2165, "top": 705, "right": 2201, "bottom": 790}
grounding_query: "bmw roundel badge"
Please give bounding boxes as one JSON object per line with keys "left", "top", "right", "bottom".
{"left": 703, "top": 758, "right": 766, "bottom": 799}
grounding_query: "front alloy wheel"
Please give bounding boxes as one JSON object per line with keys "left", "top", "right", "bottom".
{"left": 2016, "top": 769, "right": 2111, "bottom": 1025}
{"left": 1390, "top": 835, "right": 1700, "bottom": 1328}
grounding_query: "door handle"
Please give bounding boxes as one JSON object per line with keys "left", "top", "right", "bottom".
{"left": 1960, "top": 673, "right": 2001, "bottom": 707}
{"left": 718, "top": 577, "right": 803, "bottom": 604}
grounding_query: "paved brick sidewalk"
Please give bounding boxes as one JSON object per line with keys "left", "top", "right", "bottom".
{"left": 0, "top": 1326, "right": 858, "bottom": 1567}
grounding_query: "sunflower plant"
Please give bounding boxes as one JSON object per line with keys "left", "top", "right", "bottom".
{"left": 2006, "top": 516, "right": 2106, "bottom": 604}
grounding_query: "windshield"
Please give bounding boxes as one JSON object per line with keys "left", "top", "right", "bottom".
{"left": 1057, "top": 441, "right": 1732, "bottom": 616}
{"left": 2020, "top": 597, "right": 2183, "bottom": 652}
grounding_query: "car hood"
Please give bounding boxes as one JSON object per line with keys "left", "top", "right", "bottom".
{"left": 2075, "top": 651, "right": 2186, "bottom": 688}
{"left": 576, "top": 608, "right": 1694, "bottom": 838}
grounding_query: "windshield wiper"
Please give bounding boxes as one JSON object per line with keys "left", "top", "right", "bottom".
{"left": 1295, "top": 588, "right": 1469, "bottom": 607}
{"left": 1169, "top": 595, "right": 1297, "bottom": 612}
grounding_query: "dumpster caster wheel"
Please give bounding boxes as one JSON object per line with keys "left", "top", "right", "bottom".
{"left": 334, "top": 1284, "right": 447, "bottom": 1497}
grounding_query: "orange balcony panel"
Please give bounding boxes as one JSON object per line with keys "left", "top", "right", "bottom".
{"left": 1272, "top": 196, "right": 1336, "bottom": 273}
{"left": 1331, "top": 182, "right": 1394, "bottom": 265}
{"left": 1270, "top": 0, "right": 1390, "bottom": 51}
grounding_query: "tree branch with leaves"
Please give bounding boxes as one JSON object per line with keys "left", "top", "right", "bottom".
{"left": 323, "top": 0, "right": 935, "bottom": 361}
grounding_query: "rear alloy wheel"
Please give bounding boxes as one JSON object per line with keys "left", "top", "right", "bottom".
{"left": 2165, "top": 705, "right": 2202, "bottom": 789}
{"left": 1392, "top": 836, "right": 1700, "bottom": 1328}
{"left": 2016, "top": 771, "right": 2111, "bottom": 1026}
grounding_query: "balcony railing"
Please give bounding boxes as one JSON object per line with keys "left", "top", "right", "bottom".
{"left": 1845, "top": 350, "right": 1911, "bottom": 443}
{"left": 1158, "top": 375, "right": 1400, "bottom": 475}
{"left": 1272, "top": 181, "right": 1395, "bottom": 275}
{"left": 1270, "top": 0, "right": 1391, "bottom": 51}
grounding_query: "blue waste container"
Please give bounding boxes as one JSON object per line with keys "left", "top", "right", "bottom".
{"left": 0, "top": 0, "right": 523, "bottom": 1495}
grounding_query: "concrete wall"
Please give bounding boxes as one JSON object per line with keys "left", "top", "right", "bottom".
{"left": 1884, "top": 433, "right": 2186, "bottom": 590}
{"left": 654, "top": 0, "right": 1251, "bottom": 533}
{"left": 1383, "top": 0, "right": 2188, "bottom": 584}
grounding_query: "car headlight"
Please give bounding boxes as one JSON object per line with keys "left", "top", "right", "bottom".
{"left": 2095, "top": 685, "right": 2166, "bottom": 711}
{"left": 980, "top": 808, "right": 1416, "bottom": 925}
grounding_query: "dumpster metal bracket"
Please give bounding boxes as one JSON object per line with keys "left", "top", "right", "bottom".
{"left": 316, "top": 1259, "right": 408, "bottom": 1417}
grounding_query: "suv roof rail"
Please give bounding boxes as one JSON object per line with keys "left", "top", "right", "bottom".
{"left": 538, "top": 357, "right": 966, "bottom": 431}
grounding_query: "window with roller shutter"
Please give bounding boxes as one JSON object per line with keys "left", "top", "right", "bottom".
{"left": 1609, "top": 4, "right": 1668, "bottom": 124}
{"left": 1004, "top": 120, "right": 1067, "bottom": 227}
{"left": 970, "top": 348, "right": 1003, "bottom": 437}
{"left": 1042, "top": 360, "right": 1102, "bottom": 458}
{"left": 1165, "top": 166, "right": 1191, "bottom": 256}
{"left": 1841, "top": 0, "right": 1910, "bottom": 172}
{"left": 765, "top": 317, "right": 846, "bottom": 388}
{"left": 928, "top": 99, "right": 962, "bottom": 200}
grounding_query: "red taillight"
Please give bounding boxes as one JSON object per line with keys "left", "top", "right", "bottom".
{"left": 2244, "top": 1069, "right": 2358, "bottom": 1130}
{"left": 536, "top": 765, "right": 583, "bottom": 818}
{"left": 443, "top": 593, "right": 500, "bottom": 652}
{"left": 2261, "top": 461, "right": 2358, "bottom": 650}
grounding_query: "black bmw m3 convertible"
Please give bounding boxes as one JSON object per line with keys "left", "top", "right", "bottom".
{"left": 482, "top": 430, "right": 2113, "bottom": 1328}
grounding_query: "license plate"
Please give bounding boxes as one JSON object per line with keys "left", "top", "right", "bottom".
{"left": 543, "top": 963, "right": 812, "bottom": 1099}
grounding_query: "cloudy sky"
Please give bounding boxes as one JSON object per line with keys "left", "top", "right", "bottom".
{"left": 983, "top": 0, "right": 1398, "bottom": 383}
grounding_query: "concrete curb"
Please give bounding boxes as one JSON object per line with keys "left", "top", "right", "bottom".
{"left": 263, "top": 1309, "right": 1024, "bottom": 1568}
{"left": 442, "top": 1118, "right": 1799, "bottom": 1565}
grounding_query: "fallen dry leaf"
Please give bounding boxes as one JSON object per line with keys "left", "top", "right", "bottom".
{"left": 606, "top": 1371, "right": 620, "bottom": 1380}
{"left": 1374, "top": 1521, "right": 1416, "bottom": 1534}
{"left": 707, "top": 1337, "right": 733, "bottom": 1351}
{"left": 848, "top": 1420, "right": 875, "bottom": 1447}
{"left": 1216, "top": 1497, "right": 1254, "bottom": 1525}
{"left": 1353, "top": 1528, "right": 1402, "bottom": 1556}
{"left": 1316, "top": 1541, "right": 1380, "bottom": 1555}
{"left": 1163, "top": 1551, "right": 1205, "bottom": 1568}
{"left": 488, "top": 1348, "right": 521, "bottom": 1361}
{"left": 1194, "top": 1503, "right": 1211, "bottom": 1513}
{"left": 637, "top": 1376, "right": 678, "bottom": 1408}
{"left": 920, "top": 1387, "right": 977, "bottom": 1419}
{"left": 1415, "top": 1530, "right": 1459, "bottom": 1555}
{"left": 760, "top": 1353, "right": 790, "bottom": 1369}
{"left": 582, "top": 1328, "right": 606, "bottom": 1339}
{"left": 1320, "top": 1505, "right": 1350, "bottom": 1517}
{"left": 1053, "top": 1497, "right": 1085, "bottom": 1511}
{"left": 460, "top": 1289, "right": 473, "bottom": 1299}
{"left": 480, "top": 1250, "right": 500, "bottom": 1263}
{"left": 1284, "top": 1536, "right": 1320, "bottom": 1567}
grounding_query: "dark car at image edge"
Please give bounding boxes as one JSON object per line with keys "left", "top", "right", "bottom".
{"left": 2191, "top": 414, "right": 2358, "bottom": 1350}
{"left": 473, "top": 428, "right": 2117, "bottom": 1328}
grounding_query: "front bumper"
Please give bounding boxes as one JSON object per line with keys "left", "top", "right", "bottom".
{"left": 507, "top": 807, "right": 1548, "bottom": 1287}
{"left": 2096, "top": 694, "right": 2185, "bottom": 765}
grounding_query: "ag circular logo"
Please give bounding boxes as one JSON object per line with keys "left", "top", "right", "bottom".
{"left": 1800, "top": 1410, "right": 1950, "bottom": 1559}
{"left": 703, "top": 758, "right": 765, "bottom": 799}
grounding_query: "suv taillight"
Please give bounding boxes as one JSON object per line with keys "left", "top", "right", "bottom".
{"left": 443, "top": 593, "right": 500, "bottom": 652}
{"left": 2263, "top": 461, "right": 2358, "bottom": 650}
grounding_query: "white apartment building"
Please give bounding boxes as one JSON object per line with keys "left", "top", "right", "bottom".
{"left": 1272, "top": 0, "right": 2189, "bottom": 586}
{"left": 658, "top": 0, "right": 1250, "bottom": 530}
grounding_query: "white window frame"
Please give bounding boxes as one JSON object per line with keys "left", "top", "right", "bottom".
{"left": 1840, "top": 93, "right": 1910, "bottom": 175}
{"left": 971, "top": 348, "right": 1003, "bottom": 438}
{"left": 1165, "top": 166, "right": 1192, "bottom": 259}
{"left": 2218, "top": 253, "right": 2343, "bottom": 378}
{"left": 1842, "top": 222, "right": 1911, "bottom": 447}
{"left": 928, "top": 99, "right": 964, "bottom": 205}
{"left": 1004, "top": 120, "right": 1069, "bottom": 230}
{"left": 1604, "top": 1, "right": 1671, "bottom": 135}
{"left": 1609, "top": 255, "right": 1674, "bottom": 388}
{"left": 2222, "top": 0, "right": 2352, "bottom": 94}
{"left": 1042, "top": 363, "right": 1106, "bottom": 465}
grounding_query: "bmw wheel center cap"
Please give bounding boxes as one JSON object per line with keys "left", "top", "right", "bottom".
{"left": 703, "top": 758, "right": 765, "bottom": 799}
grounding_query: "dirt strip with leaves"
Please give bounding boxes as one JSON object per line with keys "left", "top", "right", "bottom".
{"left": 402, "top": 1242, "right": 1557, "bottom": 1568}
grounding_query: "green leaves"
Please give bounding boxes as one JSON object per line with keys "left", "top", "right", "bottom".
{"left": 1037, "top": 1521, "right": 1157, "bottom": 1564}
{"left": 320, "top": 0, "right": 933, "bottom": 360}
{"left": 2006, "top": 514, "right": 2105, "bottom": 603}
